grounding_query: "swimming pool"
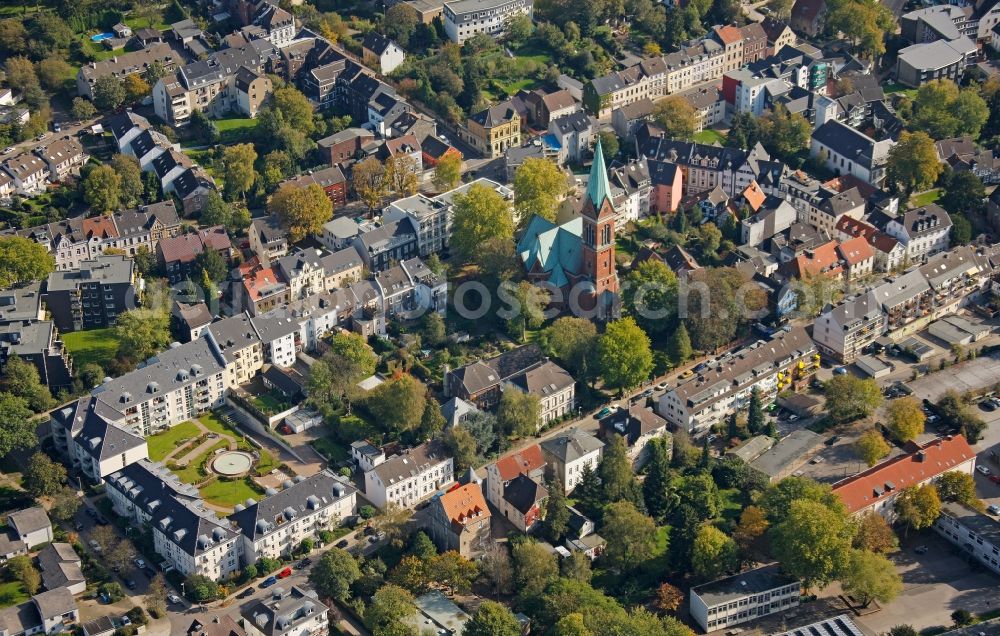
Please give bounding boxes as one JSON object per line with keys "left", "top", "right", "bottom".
{"left": 91, "top": 32, "right": 115, "bottom": 42}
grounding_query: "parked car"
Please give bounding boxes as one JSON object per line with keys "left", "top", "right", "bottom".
{"left": 595, "top": 407, "right": 611, "bottom": 419}
{"left": 335, "top": 539, "right": 350, "bottom": 549}
{"left": 260, "top": 576, "right": 277, "bottom": 589}
{"left": 977, "top": 466, "right": 992, "bottom": 476}
{"left": 134, "top": 558, "right": 146, "bottom": 570}
{"left": 85, "top": 508, "right": 97, "bottom": 518}
{"left": 656, "top": 381, "right": 668, "bottom": 390}
{"left": 679, "top": 369, "right": 695, "bottom": 379}
{"left": 277, "top": 567, "right": 293, "bottom": 579}
{"left": 979, "top": 400, "right": 996, "bottom": 412}
{"left": 987, "top": 504, "right": 1000, "bottom": 515}
{"left": 124, "top": 579, "right": 136, "bottom": 590}
{"left": 914, "top": 545, "right": 928, "bottom": 554}
{"left": 2, "top": 146, "right": 14, "bottom": 154}
{"left": 989, "top": 474, "right": 1000, "bottom": 484}
{"left": 95, "top": 516, "right": 109, "bottom": 526}
{"left": 295, "top": 558, "right": 312, "bottom": 570}
{"left": 168, "top": 594, "right": 182, "bottom": 604}
{"left": 237, "top": 588, "right": 254, "bottom": 599}
{"left": 833, "top": 367, "right": 848, "bottom": 375}
{"left": 143, "top": 567, "right": 155, "bottom": 578}
{"left": 825, "top": 435, "right": 841, "bottom": 446}
{"left": 88, "top": 540, "right": 102, "bottom": 553}
{"left": 74, "top": 522, "right": 84, "bottom": 531}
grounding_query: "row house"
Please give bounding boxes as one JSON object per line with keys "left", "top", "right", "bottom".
{"left": 760, "top": 17, "right": 797, "bottom": 56}
{"left": 373, "top": 258, "right": 448, "bottom": 319}
{"left": 248, "top": 216, "right": 290, "bottom": 263}
{"left": 663, "top": 40, "right": 725, "bottom": 94}
{"left": 640, "top": 135, "right": 777, "bottom": 199}
{"left": 917, "top": 245, "right": 988, "bottom": 316}
{"left": 609, "top": 157, "right": 652, "bottom": 224}
{"left": 207, "top": 313, "right": 266, "bottom": 389}
{"left": 383, "top": 194, "right": 452, "bottom": 257}
{"left": 156, "top": 226, "right": 233, "bottom": 284}
{"left": 835, "top": 215, "right": 907, "bottom": 272}
{"left": 584, "top": 56, "right": 668, "bottom": 121}
{"left": 883, "top": 205, "right": 952, "bottom": 262}
{"left": 77, "top": 43, "right": 182, "bottom": 99}
{"left": 228, "top": 470, "right": 357, "bottom": 565}
{"left": 657, "top": 327, "right": 818, "bottom": 433}
{"left": 34, "top": 136, "right": 88, "bottom": 182}
{"left": 275, "top": 250, "right": 326, "bottom": 300}
{"left": 363, "top": 440, "right": 454, "bottom": 509}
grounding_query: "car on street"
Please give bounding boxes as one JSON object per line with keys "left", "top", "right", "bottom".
{"left": 987, "top": 504, "right": 1000, "bottom": 515}
{"left": 656, "top": 381, "right": 668, "bottom": 390}
{"left": 88, "top": 540, "right": 102, "bottom": 553}
{"left": 53, "top": 122, "right": 61, "bottom": 132}
{"left": 914, "top": 545, "right": 928, "bottom": 554}
{"left": 979, "top": 400, "right": 997, "bottom": 412}
{"left": 809, "top": 455, "right": 825, "bottom": 464}
{"left": 295, "top": 558, "right": 312, "bottom": 570}
{"left": 833, "top": 367, "right": 848, "bottom": 375}
{"left": 825, "top": 435, "right": 841, "bottom": 446}
{"left": 639, "top": 389, "right": 653, "bottom": 398}
{"left": 680, "top": 369, "right": 695, "bottom": 379}
{"left": 168, "top": 594, "right": 182, "bottom": 604}
{"left": 134, "top": 558, "right": 145, "bottom": 569}
{"left": 237, "top": 588, "right": 254, "bottom": 599}
{"left": 977, "top": 465, "right": 992, "bottom": 476}
{"left": 260, "top": 576, "right": 277, "bottom": 589}
{"left": 989, "top": 474, "right": 1000, "bottom": 484}
{"left": 2, "top": 147, "right": 14, "bottom": 154}
{"left": 595, "top": 407, "right": 611, "bottom": 419}
{"left": 124, "top": 579, "right": 136, "bottom": 590}
{"left": 336, "top": 539, "right": 350, "bottom": 548}
{"left": 277, "top": 567, "right": 293, "bottom": 579}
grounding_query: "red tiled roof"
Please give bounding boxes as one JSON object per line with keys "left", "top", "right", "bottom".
{"left": 439, "top": 483, "right": 490, "bottom": 526}
{"left": 743, "top": 180, "right": 766, "bottom": 212}
{"left": 494, "top": 444, "right": 545, "bottom": 481}
{"left": 837, "top": 236, "right": 874, "bottom": 266}
{"left": 157, "top": 233, "right": 204, "bottom": 264}
{"left": 790, "top": 240, "right": 843, "bottom": 278}
{"left": 243, "top": 266, "right": 283, "bottom": 301}
{"left": 835, "top": 216, "right": 878, "bottom": 241}
{"left": 832, "top": 436, "right": 976, "bottom": 514}
{"left": 197, "top": 225, "right": 232, "bottom": 252}
{"left": 714, "top": 24, "right": 743, "bottom": 45}
{"left": 83, "top": 215, "right": 119, "bottom": 240}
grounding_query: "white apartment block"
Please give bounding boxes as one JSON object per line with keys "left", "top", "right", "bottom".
{"left": 229, "top": 470, "right": 357, "bottom": 565}
{"left": 363, "top": 441, "right": 454, "bottom": 509}
{"left": 690, "top": 564, "right": 801, "bottom": 633}
{"left": 443, "top": 0, "right": 533, "bottom": 43}
{"left": 657, "top": 327, "right": 818, "bottom": 433}
{"left": 50, "top": 396, "right": 150, "bottom": 483}
{"left": 812, "top": 292, "right": 886, "bottom": 363}
{"left": 934, "top": 502, "right": 1000, "bottom": 576}
{"left": 539, "top": 429, "right": 604, "bottom": 493}
{"left": 885, "top": 205, "right": 952, "bottom": 263}
{"left": 242, "top": 586, "right": 329, "bottom": 636}
{"left": 384, "top": 194, "right": 452, "bottom": 257}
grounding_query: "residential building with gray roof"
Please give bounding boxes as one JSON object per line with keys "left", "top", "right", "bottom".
{"left": 690, "top": 563, "right": 800, "bottom": 632}
{"left": 45, "top": 255, "right": 136, "bottom": 332}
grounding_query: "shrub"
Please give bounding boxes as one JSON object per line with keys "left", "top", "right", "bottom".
{"left": 360, "top": 505, "right": 376, "bottom": 519}
{"left": 126, "top": 607, "right": 148, "bottom": 626}
{"left": 100, "top": 582, "right": 125, "bottom": 602}
{"left": 318, "top": 530, "right": 335, "bottom": 544}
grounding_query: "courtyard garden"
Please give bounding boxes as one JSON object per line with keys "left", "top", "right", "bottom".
{"left": 61, "top": 328, "right": 121, "bottom": 371}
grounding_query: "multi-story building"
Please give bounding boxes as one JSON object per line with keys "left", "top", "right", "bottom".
{"left": 77, "top": 43, "right": 182, "bottom": 99}
{"left": 351, "top": 216, "right": 419, "bottom": 272}
{"left": 248, "top": 216, "right": 289, "bottom": 263}
{"left": 918, "top": 245, "right": 988, "bottom": 317}
{"left": 640, "top": 135, "right": 777, "bottom": 198}
{"left": 690, "top": 564, "right": 801, "bottom": 633}
{"left": 2, "top": 152, "right": 49, "bottom": 195}
{"left": 872, "top": 268, "right": 934, "bottom": 334}
{"left": 832, "top": 436, "right": 976, "bottom": 517}
{"left": 363, "top": 32, "right": 406, "bottom": 74}
{"left": 156, "top": 226, "right": 232, "bottom": 284}
{"left": 608, "top": 157, "right": 652, "bottom": 224}
{"left": 207, "top": 313, "right": 265, "bottom": 389}
{"left": 0, "top": 319, "right": 73, "bottom": 391}
{"left": 884, "top": 205, "right": 952, "bottom": 262}
{"left": 105, "top": 460, "right": 240, "bottom": 581}
{"left": 442, "top": 0, "right": 534, "bottom": 43}
{"left": 242, "top": 586, "right": 329, "bottom": 636}
{"left": 597, "top": 405, "right": 670, "bottom": 469}
{"left": 427, "top": 483, "right": 492, "bottom": 557}
{"left": 584, "top": 56, "right": 668, "bottom": 121}
{"left": 505, "top": 360, "right": 576, "bottom": 425}
{"left": 657, "top": 327, "right": 818, "bottom": 432}
{"left": 547, "top": 110, "right": 596, "bottom": 164}
{"left": 107, "top": 201, "right": 183, "bottom": 257}
{"left": 810, "top": 120, "right": 894, "bottom": 186}
{"left": 740, "top": 22, "right": 769, "bottom": 63}
{"left": 0, "top": 589, "right": 79, "bottom": 636}
{"left": 228, "top": 470, "right": 357, "bottom": 564}
{"left": 49, "top": 396, "right": 150, "bottom": 482}
{"left": 895, "top": 37, "right": 976, "bottom": 87}
{"left": 484, "top": 444, "right": 546, "bottom": 513}
{"left": 445, "top": 344, "right": 550, "bottom": 410}
{"left": 7, "top": 508, "right": 53, "bottom": 551}
{"left": 384, "top": 194, "right": 451, "bottom": 257}
{"left": 713, "top": 25, "right": 746, "bottom": 73}
{"left": 539, "top": 428, "right": 604, "bottom": 493}
{"left": 812, "top": 292, "right": 886, "bottom": 362}
{"left": 465, "top": 100, "right": 522, "bottom": 158}
{"left": 35, "top": 136, "right": 88, "bottom": 181}
{"left": 373, "top": 258, "right": 448, "bottom": 319}
{"left": 44, "top": 255, "right": 137, "bottom": 332}
{"left": 934, "top": 502, "right": 1000, "bottom": 575}
{"left": 363, "top": 440, "right": 454, "bottom": 508}
{"left": 663, "top": 40, "right": 725, "bottom": 94}
{"left": 275, "top": 250, "right": 326, "bottom": 300}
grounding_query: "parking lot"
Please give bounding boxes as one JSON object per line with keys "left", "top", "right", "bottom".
{"left": 907, "top": 352, "right": 1000, "bottom": 402}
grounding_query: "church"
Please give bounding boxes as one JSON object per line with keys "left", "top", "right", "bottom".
{"left": 517, "top": 137, "right": 619, "bottom": 314}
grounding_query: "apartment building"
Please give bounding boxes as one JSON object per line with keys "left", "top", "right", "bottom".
{"left": 664, "top": 40, "right": 725, "bottom": 94}
{"left": 49, "top": 396, "right": 149, "bottom": 482}
{"left": 872, "top": 268, "right": 934, "bottom": 335}
{"left": 505, "top": 360, "right": 576, "bottom": 425}
{"left": 363, "top": 440, "right": 454, "bottom": 508}
{"left": 228, "top": 470, "right": 357, "bottom": 564}
{"left": 690, "top": 564, "right": 801, "bottom": 633}
{"left": 918, "top": 246, "right": 988, "bottom": 317}
{"left": 156, "top": 226, "right": 233, "bottom": 284}
{"left": 44, "top": 255, "right": 136, "bottom": 332}
{"left": 442, "top": 0, "right": 534, "bottom": 43}
{"left": 207, "top": 313, "right": 265, "bottom": 389}
{"left": 35, "top": 136, "right": 88, "bottom": 181}
{"left": 832, "top": 436, "right": 976, "bottom": 517}
{"left": 248, "top": 216, "right": 289, "bottom": 263}
{"left": 445, "top": 344, "right": 550, "bottom": 410}
{"left": 373, "top": 258, "right": 448, "bottom": 319}
{"left": 657, "top": 327, "right": 818, "bottom": 432}
{"left": 810, "top": 120, "right": 894, "bottom": 186}
{"left": 352, "top": 216, "right": 419, "bottom": 272}
{"left": 105, "top": 460, "right": 240, "bottom": 581}
{"left": 0, "top": 318, "right": 73, "bottom": 391}
{"left": 484, "top": 444, "right": 546, "bottom": 518}
{"left": 812, "top": 291, "right": 886, "bottom": 362}
{"left": 934, "top": 502, "right": 1000, "bottom": 575}
{"left": 895, "top": 37, "right": 976, "bottom": 88}
{"left": 540, "top": 428, "right": 604, "bottom": 493}
{"left": 280, "top": 165, "right": 348, "bottom": 208}
{"left": 242, "top": 586, "right": 329, "bottom": 636}
{"left": 275, "top": 250, "right": 326, "bottom": 300}
{"left": 2, "top": 152, "right": 49, "bottom": 195}
{"left": 584, "top": 57, "right": 668, "bottom": 121}
{"left": 383, "top": 194, "right": 451, "bottom": 257}
{"left": 885, "top": 205, "right": 952, "bottom": 262}
{"left": 597, "top": 405, "right": 670, "bottom": 469}
{"left": 427, "top": 483, "right": 492, "bottom": 557}
{"left": 713, "top": 25, "right": 746, "bottom": 73}
{"left": 77, "top": 43, "right": 182, "bottom": 99}
{"left": 640, "top": 135, "right": 777, "bottom": 198}
{"left": 465, "top": 100, "right": 522, "bottom": 158}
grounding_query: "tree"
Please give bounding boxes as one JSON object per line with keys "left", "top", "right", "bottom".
{"left": 894, "top": 484, "right": 941, "bottom": 534}
{"left": 841, "top": 549, "right": 903, "bottom": 607}
{"left": 502, "top": 280, "right": 549, "bottom": 341}
{"left": 49, "top": 487, "right": 81, "bottom": 524}
{"left": 0, "top": 393, "right": 37, "bottom": 456}
{"left": 824, "top": 375, "right": 882, "bottom": 423}
{"left": 502, "top": 12, "right": 533, "bottom": 46}
{"left": 853, "top": 511, "right": 899, "bottom": 554}
{"left": 596, "top": 317, "right": 653, "bottom": 392}
{"left": 465, "top": 600, "right": 521, "bottom": 636}
{"left": 759, "top": 476, "right": 844, "bottom": 523}
{"left": 419, "top": 398, "right": 447, "bottom": 439}
{"left": 433, "top": 152, "right": 462, "bottom": 191}
{"left": 513, "top": 157, "right": 567, "bottom": 223}
{"left": 201, "top": 190, "right": 233, "bottom": 228}
{"left": 146, "top": 575, "right": 168, "bottom": 618}
{"left": 142, "top": 60, "right": 168, "bottom": 86}
{"left": 733, "top": 505, "right": 769, "bottom": 555}
{"left": 35, "top": 57, "right": 72, "bottom": 91}
{"left": 371, "top": 504, "right": 414, "bottom": 549}
{"left": 598, "top": 131, "right": 619, "bottom": 162}
{"left": 111, "top": 154, "right": 143, "bottom": 209}
{"left": 270, "top": 86, "right": 315, "bottom": 134}
{"left": 512, "top": 539, "right": 559, "bottom": 599}
{"left": 747, "top": 386, "right": 765, "bottom": 435}
{"left": 667, "top": 323, "right": 693, "bottom": 366}
{"left": 189, "top": 110, "right": 220, "bottom": 145}
{"left": 952, "top": 610, "right": 975, "bottom": 627}
{"left": 452, "top": 182, "right": 514, "bottom": 262}
{"left": 623, "top": 259, "right": 678, "bottom": 335}
{"left": 6, "top": 556, "right": 41, "bottom": 594}
{"left": 421, "top": 312, "right": 447, "bottom": 348}
{"left": 684, "top": 267, "right": 764, "bottom": 351}
{"left": 0, "top": 237, "right": 54, "bottom": 288}
{"left": 353, "top": 157, "right": 388, "bottom": 210}
{"left": 384, "top": 4, "right": 420, "bottom": 47}
{"left": 886, "top": 397, "right": 925, "bottom": 442}
{"left": 443, "top": 425, "right": 477, "bottom": 470}
{"left": 887, "top": 131, "right": 942, "bottom": 196}
{"left": 365, "top": 585, "right": 417, "bottom": 635}
{"left": 599, "top": 435, "right": 641, "bottom": 505}
{"left": 389, "top": 555, "right": 430, "bottom": 594}
{"left": 93, "top": 75, "right": 126, "bottom": 111}
{"left": 1, "top": 355, "right": 53, "bottom": 412}
{"left": 91, "top": 525, "right": 120, "bottom": 556}
{"left": 365, "top": 375, "right": 427, "bottom": 435}
{"left": 430, "top": 551, "right": 478, "bottom": 595}
{"left": 268, "top": 183, "right": 331, "bottom": 243}
{"left": 539, "top": 317, "right": 597, "bottom": 376}
{"left": 107, "top": 541, "right": 137, "bottom": 574}
{"left": 655, "top": 582, "right": 684, "bottom": 613}
{"left": 889, "top": 627, "right": 918, "bottom": 636}
{"left": 83, "top": 164, "right": 122, "bottom": 213}
{"left": 758, "top": 105, "right": 811, "bottom": 159}
{"left": 480, "top": 542, "right": 513, "bottom": 597}
{"left": 766, "top": 0, "right": 794, "bottom": 17}
{"left": 115, "top": 307, "right": 171, "bottom": 363}
{"left": 22, "top": 452, "right": 65, "bottom": 497}
{"left": 854, "top": 429, "right": 891, "bottom": 467}
{"left": 910, "top": 80, "right": 989, "bottom": 140}
{"left": 939, "top": 170, "right": 986, "bottom": 217}
{"left": 71, "top": 97, "right": 97, "bottom": 120}
{"left": 643, "top": 437, "right": 676, "bottom": 522}
{"left": 936, "top": 471, "right": 981, "bottom": 510}
{"left": 652, "top": 95, "right": 698, "bottom": 141}
{"left": 769, "top": 499, "right": 853, "bottom": 589}
{"left": 497, "top": 386, "right": 540, "bottom": 438}
{"left": 309, "top": 548, "right": 360, "bottom": 602}
{"left": 386, "top": 154, "right": 421, "bottom": 197}
{"left": 691, "top": 523, "right": 738, "bottom": 580}
{"left": 554, "top": 614, "right": 592, "bottom": 636}
{"left": 222, "top": 144, "right": 257, "bottom": 200}
{"left": 601, "top": 501, "right": 657, "bottom": 571}
{"left": 123, "top": 73, "right": 151, "bottom": 104}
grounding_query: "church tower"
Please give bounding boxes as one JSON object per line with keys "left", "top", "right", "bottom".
{"left": 580, "top": 137, "right": 618, "bottom": 299}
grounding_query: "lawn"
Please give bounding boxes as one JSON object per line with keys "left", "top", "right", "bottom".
{"left": 214, "top": 117, "right": 259, "bottom": 143}
{"left": 147, "top": 420, "right": 202, "bottom": 462}
{"left": 0, "top": 580, "right": 29, "bottom": 609}
{"left": 61, "top": 328, "right": 121, "bottom": 370}
{"left": 199, "top": 412, "right": 278, "bottom": 474}
{"left": 694, "top": 129, "right": 727, "bottom": 145}
{"left": 200, "top": 478, "right": 264, "bottom": 508}
{"left": 910, "top": 189, "right": 942, "bottom": 207}
{"left": 719, "top": 488, "right": 744, "bottom": 526}
{"left": 123, "top": 16, "right": 173, "bottom": 31}
{"left": 252, "top": 391, "right": 291, "bottom": 415}
{"left": 199, "top": 412, "right": 243, "bottom": 437}
{"left": 884, "top": 83, "right": 918, "bottom": 99}
{"left": 312, "top": 437, "right": 349, "bottom": 463}
{"left": 174, "top": 440, "right": 228, "bottom": 484}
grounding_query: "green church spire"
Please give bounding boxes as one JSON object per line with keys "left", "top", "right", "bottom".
{"left": 587, "top": 136, "right": 611, "bottom": 210}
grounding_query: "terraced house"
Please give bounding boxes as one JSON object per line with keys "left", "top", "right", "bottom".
{"left": 584, "top": 56, "right": 667, "bottom": 121}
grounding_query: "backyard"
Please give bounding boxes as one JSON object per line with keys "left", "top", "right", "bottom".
{"left": 0, "top": 580, "right": 29, "bottom": 609}
{"left": 910, "top": 188, "right": 942, "bottom": 207}
{"left": 694, "top": 129, "right": 727, "bottom": 145}
{"left": 199, "top": 478, "right": 265, "bottom": 507}
{"left": 147, "top": 420, "right": 201, "bottom": 462}
{"left": 61, "top": 328, "right": 121, "bottom": 371}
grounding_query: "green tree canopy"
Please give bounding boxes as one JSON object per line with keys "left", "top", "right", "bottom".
{"left": 539, "top": 317, "right": 597, "bottom": 376}
{"left": 22, "top": 451, "right": 65, "bottom": 497}
{"left": 652, "top": 95, "right": 698, "bottom": 141}
{"left": 83, "top": 164, "right": 122, "bottom": 214}
{"left": 840, "top": 549, "right": 903, "bottom": 607}
{"left": 691, "top": 523, "right": 738, "bottom": 580}
{"left": 854, "top": 429, "right": 891, "bottom": 467}
{"left": 365, "top": 374, "right": 427, "bottom": 435}
{"left": 909, "top": 80, "right": 990, "bottom": 139}
{"left": 0, "top": 236, "right": 53, "bottom": 288}
{"left": 465, "top": 600, "right": 521, "bottom": 636}
{"left": 596, "top": 317, "right": 654, "bottom": 391}
{"left": 824, "top": 375, "right": 883, "bottom": 423}
{"left": 513, "top": 156, "right": 568, "bottom": 223}
{"left": 600, "top": 501, "right": 657, "bottom": 571}
{"left": 268, "top": 182, "right": 332, "bottom": 243}
{"left": 452, "top": 182, "right": 515, "bottom": 262}
{"left": 497, "top": 386, "right": 541, "bottom": 438}
{"left": 894, "top": 484, "right": 941, "bottom": 534}
{"left": 623, "top": 259, "right": 678, "bottom": 335}
{"left": 769, "top": 498, "right": 853, "bottom": 589}
{"left": 309, "top": 548, "right": 360, "bottom": 602}
{"left": 887, "top": 131, "right": 942, "bottom": 196}
{"left": 886, "top": 397, "right": 925, "bottom": 442}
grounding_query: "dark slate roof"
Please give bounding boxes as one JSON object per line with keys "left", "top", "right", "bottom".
{"left": 811, "top": 120, "right": 876, "bottom": 168}
{"left": 503, "top": 474, "right": 547, "bottom": 515}
{"left": 540, "top": 428, "right": 605, "bottom": 463}
{"left": 470, "top": 100, "right": 519, "bottom": 127}
{"left": 227, "top": 470, "right": 356, "bottom": 541}
{"left": 363, "top": 32, "right": 397, "bottom": 56}
{"left": 69, "top": 398, "right": 147, "bottom": 461}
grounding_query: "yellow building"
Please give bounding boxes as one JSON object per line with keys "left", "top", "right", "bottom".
{"left": 465, "top": 100, "right": 521, "bottom": 159}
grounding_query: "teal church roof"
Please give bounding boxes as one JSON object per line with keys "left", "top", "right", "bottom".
{"left": 587, "top": 136, "right": 611, "bottom": 210}
{"left": 517, "top": 216, "right": 584, "bottom": 288}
